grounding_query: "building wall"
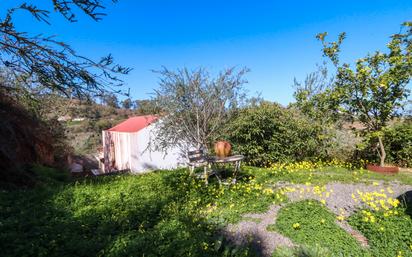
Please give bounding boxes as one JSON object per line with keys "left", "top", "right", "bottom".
{"left": 103, "top": 130, "right": 137, "bottom": 172}
{"left": 103, "top": 123, "right": 186, "bottom": 173}
{"left": 132, "top": 123, "right": 186, "bottom": 173}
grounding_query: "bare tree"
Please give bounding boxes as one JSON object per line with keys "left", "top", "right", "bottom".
{"left": 152, "top": 67, "right": 249, "bottom": 152}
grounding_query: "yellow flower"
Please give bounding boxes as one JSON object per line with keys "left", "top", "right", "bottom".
{"left": 320, "top": 219, "right": 325, "bottom": 224}
{"left": 337, "top": 215, "right": 345, "bottom": 221}
{"left": 292, "top": 223, "right": 300, "bottom": 229}
{"left": 320, "top": 199, "right": 326, "bottom": 205}
{"left": 372, "top": 182, "right": 379, "bottom": 186}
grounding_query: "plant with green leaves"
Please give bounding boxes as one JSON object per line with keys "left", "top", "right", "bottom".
{"left": 226, "top": 102, "right": 328, "bottom": 167}
{"left": 0, "top": 1, "right": 130, "bottom": 101}
{"left": 317, "top": 22, "right": 412, "bottom": 166}
{"left": 349, "top": 207, "right": 412, "bottom": 257}
{"left": 274, "top": 200, "right": 369, "bottom": 256}
{"left": 359, "top": 120, "right": 412, "bottom": 167}
{"left": 152, "top": 67, "right": 248, "bottom": 151}
{"left": 293, "top": 64, "right": 341, "bottom": 125}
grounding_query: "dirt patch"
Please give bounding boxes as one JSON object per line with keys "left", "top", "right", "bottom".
{"left": 223, "top": 205, "right": 293, "bottom": 257}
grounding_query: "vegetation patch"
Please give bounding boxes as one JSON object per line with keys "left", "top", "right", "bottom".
{"left": 272, "top": 244, "right": 333, "bottom": 257}
{"left": 275, "top": 200, "right": 368, "bottom": 256}
{"left": 349, "top": 208, "right": 412, "bottom": 257}
{"left": 2, "top": 165, "right": 412, "bottom": 256}
{"left": 0, "top": 168, "right": 287, "bottom": 256}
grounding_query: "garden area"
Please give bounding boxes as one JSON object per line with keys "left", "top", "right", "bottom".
{"left": 1, "top": 163, "right": 412, "bottom": 257}
{"left": 1, "top": 2, "right": 412, "bottom": 257}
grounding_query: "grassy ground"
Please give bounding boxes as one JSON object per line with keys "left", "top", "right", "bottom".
{"left": 273, "top": 200, "right": 369, "bottom": 256}
{"left": 244, "top": 165, "right": 412, "bottom": 186}
{"left": 1, "top": 164, "right": 411, "bottom": 256}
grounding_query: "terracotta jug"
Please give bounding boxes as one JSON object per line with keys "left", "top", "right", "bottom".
{"left": 214, "top": 140, "right": 232, "bottom": 158}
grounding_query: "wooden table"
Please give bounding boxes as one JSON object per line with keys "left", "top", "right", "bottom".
{"left": 208, "top": 155, "right": 244, "bottom": 184}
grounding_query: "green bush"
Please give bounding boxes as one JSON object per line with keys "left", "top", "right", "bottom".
{"left": 359, "top": 120, "right": 412, "bottom": 167}
{"left": 225, "top": 102, "right": 329, "bottom": 167}
{"left": 274, "top": 200, "right": 368, "bottom": 256}
{"left": 384, "top": 121, "right": 412, "bottom": 167}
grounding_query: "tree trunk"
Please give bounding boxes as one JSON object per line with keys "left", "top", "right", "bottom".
{"left": 196, "top": 110, "right": 200, "bottom": 149}
{"left": 377, "top": 136, "right": 386, "bottom": 167}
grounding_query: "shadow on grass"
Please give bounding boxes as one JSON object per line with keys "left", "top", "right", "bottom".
{"left": 0, "top": 170, "right": 257, "bottom": 257}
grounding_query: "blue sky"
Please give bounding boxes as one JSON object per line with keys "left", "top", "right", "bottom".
{"left": 6, "top": 0, "right": 412, "bottom": 105}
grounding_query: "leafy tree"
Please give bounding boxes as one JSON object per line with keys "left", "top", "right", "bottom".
{"left": 153, "top": 67, "right": 248, "bottom": 151}
{"left": 134, "top": 99, "right": 159, "bottom": 114}
{"left": 317, "top": 22, "right": 412, "bottom": 166}
{"left": 292, "top": 64, "right": 342, "bottom": 125}
{"left": 121, "top": 98, "right": 133, "bottom": 109}
{"left": 102, "top": 93, "right": 119, "bottom": 108}
{"left": 0, "top": 1, "right": 130, "bottom": 100}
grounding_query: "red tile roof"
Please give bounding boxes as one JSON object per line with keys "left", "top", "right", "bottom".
{"left": 107, "top": 115, "right": 158, "bottom": 133}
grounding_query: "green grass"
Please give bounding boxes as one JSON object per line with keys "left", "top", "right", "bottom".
{"left": 273, "top": 200, "right": 369, "bottom": 257}
{"left": 272, "top": 245, "right": 334, "bottom": 257}
{"left": 0, "top": 168, "right": 269, "bottom": 257}
{"left": 349, "top": 208, "right": 412, "bottom": 257}
{"left": 243, "top": 166, "right": 412, "bottom": 186}
{"left": 1, "top": 165, "right": 411, "bottom": 256}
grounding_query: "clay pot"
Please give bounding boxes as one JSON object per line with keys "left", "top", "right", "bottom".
{"left": 214, "top": 141, "right": 232, "bottom": 158}
{"left": 366, "top": 164, "right": 399, "bottom": 175}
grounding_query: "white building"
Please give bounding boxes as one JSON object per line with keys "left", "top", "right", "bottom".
{"left": 102, "top": 115, "right": 186, "bottom": 173}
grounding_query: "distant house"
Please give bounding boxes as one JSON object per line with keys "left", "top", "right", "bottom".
{"left": 72, "top": 117, "right": 86, "bottom": 122}
{"left": 57, "top": 115, "right": 72, "bottom": 122}
{"left": 102, "top": 115, "right": 186, "bottom": 173}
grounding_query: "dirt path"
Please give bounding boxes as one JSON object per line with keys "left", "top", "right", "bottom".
{"left": 224, "top": 204, "right": 293, "bottom": 257}
{"left": 224, "top": 181, "right": 412, "bottom": 256}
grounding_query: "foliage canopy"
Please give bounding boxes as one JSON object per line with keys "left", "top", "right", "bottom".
{"left": 317, "top": 22, "right": 412, "bottom": 166}
{"left": 153, "top": 67, "right": 248, "bottom": 151}
{"left": 226, "top": 102, "right": 329, "bottom": 166}
{"left": 0, "top": 0, "right": 130, "bottom": 100}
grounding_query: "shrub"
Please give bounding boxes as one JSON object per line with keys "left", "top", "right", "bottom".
{"left": 225, "top": 102, "right": 329, "bottom": 167}
{"left": 383, "top": 121, "right": 412, "bottom": 167}
{"left": 325, "top": 128, "right": 362, "bottom": 162}
{"left": 358, "top": 120, "right": 412, "bottom": 167}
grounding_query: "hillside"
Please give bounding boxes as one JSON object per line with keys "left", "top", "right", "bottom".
{"left": 47, "top": 98, "right": 156, "bottom": 156}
